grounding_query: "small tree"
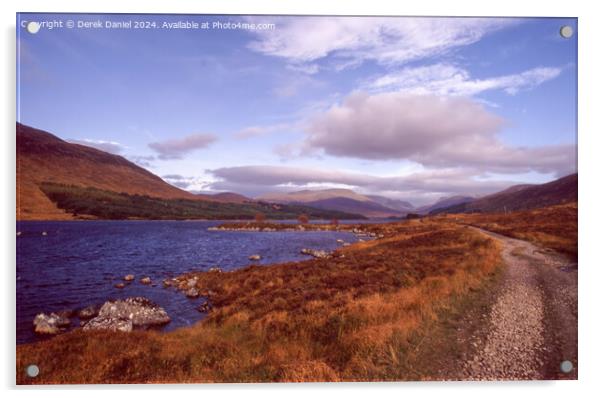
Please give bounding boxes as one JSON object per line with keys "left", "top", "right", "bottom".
{"left": 297, "top": 214, "right": 309, "bottom": 224}
{"left": 254, "top": 212, "right": 266, "bottom": 223}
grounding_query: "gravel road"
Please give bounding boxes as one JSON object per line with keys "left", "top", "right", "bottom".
{"left": 462, "top": 228, "right": 577, "bottom": 380}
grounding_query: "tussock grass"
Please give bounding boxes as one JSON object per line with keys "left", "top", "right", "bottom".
{"left": 17, "top": 220, "right": 501, "bottom": 384}
{"left": 449, "top": 202, "right": 577, "bottom": 261}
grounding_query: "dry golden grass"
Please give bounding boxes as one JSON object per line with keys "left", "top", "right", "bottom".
{"left": 17, "top": 219, "right": 502, "bottom": 384}
{"left": 446, "top": 202, "right": 577, "bottom": 261}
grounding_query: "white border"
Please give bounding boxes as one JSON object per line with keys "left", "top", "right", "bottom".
{"left": 3, "top": 0, "right": 601, "bottom": 397}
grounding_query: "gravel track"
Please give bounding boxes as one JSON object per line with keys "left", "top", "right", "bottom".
{"left": 462, "top": 228, "right": 577, "bottom": 380}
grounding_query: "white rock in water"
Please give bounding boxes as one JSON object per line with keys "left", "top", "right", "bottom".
{"left": 33, "top": 312, "right": 70, "bottom": 335}
{"left": 83, "top": 316, "right": 133, "bottom": 332}
{"left": 84, "top": 297, "right": 170, "bottom": 330}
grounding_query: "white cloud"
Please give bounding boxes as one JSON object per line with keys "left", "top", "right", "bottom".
{"left": 234, "top": 122, "right": 301, "bottom": 140}
{"left": 148, "top": 133, "right": 217, "bottom": 160}
{"left": 367, "top": 64, "right": 562, "bottom": 96}
{"left": 303, "top": 91, "right": 575, "bottom": 175}
{"left": 247, "top": 17, "right": 517, "bottom": 70}
{"left": 208, "top": 165, "right": 525, "bottom": 205}
{"left": 69, "top": 138, "right": 124, "bottom": 154}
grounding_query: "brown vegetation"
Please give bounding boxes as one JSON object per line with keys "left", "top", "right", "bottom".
{"left": 17, "top": 219, "right": 501, "bottom": 384}
{"left": 448, "top": 202, "right": 577, "bottom": 261}
{"left": 17, "top": 123, "right": 217, "bottom": 220}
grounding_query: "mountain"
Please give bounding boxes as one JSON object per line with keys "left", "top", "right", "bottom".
{"left": 208, "top": 192, "right": 252, "bottom": 203}
{"left": 257, "top": 189, "right": 409, "bottom": 218}
{"left": 365, "top": 195, "right": 414, "bottom": 212}
{"left": 294, "top": 197, "right": 408, "bottom": 218}
{"left": 431, "top": 174, "right": 577, "bottom": 214}
{"left": 417, "top": 195, "right": 475, "bottom": 214}
{"left": 17, "top": 123, "right": 216, "bottom": 220}
{"left": 258, "top": 189, "right": 373, "bottom": 203}
{"left": 17, "top": 123, "right": 362, "bottom": 221}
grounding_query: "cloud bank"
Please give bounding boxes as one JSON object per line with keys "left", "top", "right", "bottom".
{"left": 303, "top": 91, "right": 575, "bottom": 175}
{"left": 367, "top": 64, "right": 562, "bottom": 96}
{"left": 247, "top": 17, "right": 517, "bottom": 71}
{"left": 149, "top": 133, "right": 217, "bottom": 160}
{"left": 207, "top": 165, "right": 527, "bottom": 205}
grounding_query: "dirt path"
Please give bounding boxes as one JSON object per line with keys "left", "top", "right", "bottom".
{"left": 461, "top": 228, "right": 578, "bottom": 380}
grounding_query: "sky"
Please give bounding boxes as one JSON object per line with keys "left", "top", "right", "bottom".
{"left": 17, "top": 14, "right": 577, "bottom": 205}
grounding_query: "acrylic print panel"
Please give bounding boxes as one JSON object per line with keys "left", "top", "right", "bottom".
{"left": 16, "top": 13, "right": 577, "bottom": 384}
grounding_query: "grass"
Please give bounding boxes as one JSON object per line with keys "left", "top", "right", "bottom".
{"left": 17, "top": 219, "right": 502, "bottom": 384}
{"left": 446, "top": 202, "right": 577, "bottom": 261}
{"left": 38, "top": 182, "right": 364, "bottom": 221}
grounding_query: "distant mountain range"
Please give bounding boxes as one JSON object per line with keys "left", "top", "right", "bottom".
{"left": 16, "top": 124, "right": 362, "bottom": 221}
{"left": 17, "top": 123, "right": 577, "bottom": 220}
{"left": 430, "top": 173, "right": 577, "bottom": 214}
{"left": 257, "top": 189, "right": 412, "bottom": 218}
{"left": 416, "top": 195, "right": 475, "bottom": 215}
{"left": 256, "top": 174, "right": 577, "bottom": 218}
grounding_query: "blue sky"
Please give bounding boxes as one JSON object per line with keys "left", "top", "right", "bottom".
{"left": 17, "top": 14, "right": 577, "bottom": 205}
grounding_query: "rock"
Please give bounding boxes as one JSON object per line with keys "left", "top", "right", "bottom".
{"left": 33, "top": 313, "right": 70, "bottom": 335}
{"left": 41, "top": 231, "right": 48, "bottom": 236}
{"left": 83, "top": 316, "right": 133, "bottom": 332}
{"left": 197, "top": 301, "right": 212, "bottom": 313}
{"left": 123, "top": 274, "right": 135, "bottom": 282}
{"left": 114, "top": 283, "right": 125, "bottom": 289}
{"left": 300, "top": 248, "right": 330, "bottom": 259}
{"left": 336, "top": 239, "right": 345, "bottom": 244}
{"left": 78, "top": 304, "right": 100, "bottom": 319}
{"left": 140, "top": 276, "right": 152, "bottom": 285}
{"left": 186, "top": 277, "right": 198, "bottom": 288}
{"left": 248, "top": 254, "right": 262, "bottom": 261}
{"left": 185, "top": 288, "right": 200, "bottom": 298}
{"left": 208, "top": 267, "right": 222, "bottom": 273}
{"left": 86, "top": 297, "right": 170, "bottom": 330}
{"left": 162, "top": 279, "right": 173, "bottom": 288}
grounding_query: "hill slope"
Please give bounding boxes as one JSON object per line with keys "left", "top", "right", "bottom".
{"left": 17, "top": 124, "right": 363, "bottom": 221}
{"left": 417, "top": 195, "right": 475, "bottom": 214}
{"left": 298, "top": 197, "right": 406, "bottom": 218}
{"left": 257, "top": 189, "right": 408, "bottom": 218}
{"left": 431, "top": 174, "right": 577, "bottom": 214}
{"left": 258, "top": 189, "right": 373, "bottom": 203}
{"left": 17, "top": 123, "right": 213, "bottom": 220}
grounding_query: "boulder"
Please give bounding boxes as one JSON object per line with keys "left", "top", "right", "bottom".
{"left": 162, "top": 279, "right": 173, "bottom": 288}
{"left": 197, "top": 301, "right": 212, "bottom": 313}
{"left": 114, "top": 283, "right": 125, "bottom": 289}
{"left": 83, "top": 316, "right": 133, "bottom": 332}
{"left": 78, "top": 304, "right": 100, "bottom": 320}
{"left": 140, "top": 276, "right": 152, "bottom": 285}
{"left": 185, "top": 288, "right": 200, "bottom": 298}
{"left": 87, "top": 297, "right": 170, "bottom": 329}
{"left": 248, "top": 254, "right": 262, "bottom": 261}
{"left": 33, "top": 313, "right": 70, "bottom": 335}
{"left": 123, "top": 274, "right": 135, "bottom": 281}
{"left": 300, "top": 248, "right": 330, "bottom": 259}
{"left": 208, "top": 267, "right": 222, "bottom": 273}
{"left": 186, "top": 277, "right": 198, "bottom": 288}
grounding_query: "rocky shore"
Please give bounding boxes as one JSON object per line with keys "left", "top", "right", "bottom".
{"left": 28, "top": 222, "right": 383, "bottom": 341}
{"left": 208, "top": 222, "right": 385, "bottom": 239}
{"left": 33, "top": 297, "right": 171, "bottom": 335}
